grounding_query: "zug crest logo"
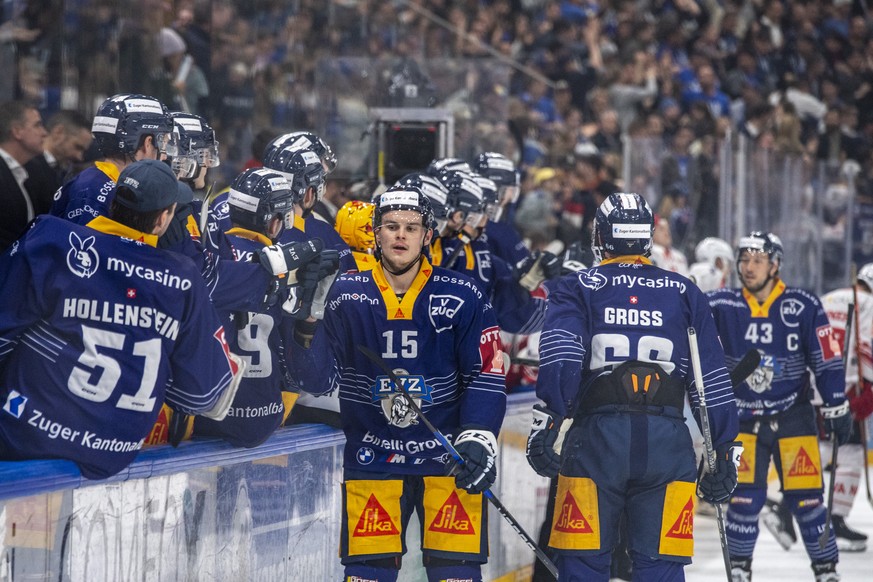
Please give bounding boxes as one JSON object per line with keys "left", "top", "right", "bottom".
{"left": 66, "top": 231, "right": 100, "bottom": 278}
{"left": 428, "top": 294, "right": 464, "bottom": 332}
{"left": 747, "top": 353, "right": 776, "bottom": 394}
{"left": 372, "top": 369, "right": 431, "bottom": 428}
{"left": 578, "top": 269, "right": 607, "bottom": 291}
{"left": 779, "top": 299, "right": 804, "bottom": 327}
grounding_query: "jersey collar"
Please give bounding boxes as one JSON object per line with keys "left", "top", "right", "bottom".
{"left": 743, "top": 278, "right": 786, "bottom": 317}
{"left": 372, "top": 255, "right": 433, "bottom": 320}
{"left": 226, "top": 227, "right": 273, "bottom": 247}
{"left": 600, "top": 255, "right": 652, "bottom": 266}
{"left": 87, "top": 215, "right": 158, "bottom": 247}
{"left": 430, "top": 236, "right": 474, "bottom": 269}
{"left": 292, "top": 214, "right": 306, "bottom": 233}
{"left": 95, "top": 160, "right": 121, "bottom": 182}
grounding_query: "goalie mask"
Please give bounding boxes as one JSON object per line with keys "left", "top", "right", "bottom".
{"left": 227, "top": 168, "right": 295, "bottom": 235}
{"left": 170, "top": 112, "right": 220, "bottom": 179}
{"left": 591, "top": 192, "right": 654, "bottom": 263}
{"left": 91, "top": 94, "right": 177, "bottom": 159}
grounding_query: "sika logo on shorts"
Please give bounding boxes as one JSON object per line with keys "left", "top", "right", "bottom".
{"left": 736, "top": 433, "right": 757, "bottom": 484}
{"left": 659, "top": 481, "right": 695, "bottom": 557}
{"left": 66, "top": 232, "right": 100, "bottom": 278}
{"left": 779, "top": 435, "right": 822, "bottom": 490}
{"left": 345, "top": 480, "right": 403, "bottom": 556}
{"left": 549, "top": 476, "right": 600, "bottom": 550}
{"left": 422, "top": 476, "right": 483, "bottom": 554}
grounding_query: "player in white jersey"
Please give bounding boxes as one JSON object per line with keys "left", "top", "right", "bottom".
{"left": 688, "top": 236, "right": 734, "bottom": 292}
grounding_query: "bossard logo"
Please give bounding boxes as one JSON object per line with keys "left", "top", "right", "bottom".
{"left": 578, "top": 270, "right": 607, "bottom": 291}
{"left": 356, "top": 447, "right": 375, "bottom": 465}
{"left": 666, "top": 498, "right": 694, "bottom": 539}
{"left": 555, "top": 491, "right": 593, "bottom": 533}
{"left": 429, "top": 295, "right": 465, "bottom": 332}
{"left": 788, "top": 447, "right": 819, "bottom": 477}
{"left": 66, "top": 231, "right": 100, "bottom": 278}
{"left": 429, "top": 491, "right": 475, "bottom": 535}
{"left": 780, "top": 298, "right": 804, "bottom": 327}
{"left": 2, "top": 390, "right": 27, "bottom": 418}
{"left": 353, "top": 494, "right": 400, "bottom": 537}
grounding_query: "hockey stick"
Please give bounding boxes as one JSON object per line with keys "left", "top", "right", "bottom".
{"left": 444, "top": 232, "right": 473, "bottom": 270}
{"left": 687, "top": 327, "right": 732, "bottom": 582}
{"left": 356, "top": 344, "right": 560, "bottom": 579}
{"left": 729, "top": 349, "right": 761, "bottom": 389}
{"left": 819, "top": 302, "right": 854, "bottom": 550}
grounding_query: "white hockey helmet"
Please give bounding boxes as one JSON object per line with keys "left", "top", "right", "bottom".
{"left": 857, "top": 263, "right": 873, "bottom": 290}
{"left": 695, "top": 237, "right": 734, "bottom": 267}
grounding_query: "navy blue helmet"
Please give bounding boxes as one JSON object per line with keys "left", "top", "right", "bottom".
{"left": 91, "top": 94, "right": 176, "bottom": 158}
{"left": 592, "top": 192, "right": 654, "bottom": 262}
{"left": 227, "top": 168, "right": 295, "bottom": 233}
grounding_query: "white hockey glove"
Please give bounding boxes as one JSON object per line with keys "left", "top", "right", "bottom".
{"left": 256, "top": 239, "right": 323, "bottom": 277}
{"left": 526, "top": 404, "right": 562, "bottom": 478}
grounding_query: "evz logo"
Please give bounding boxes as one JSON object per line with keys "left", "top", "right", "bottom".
{"left": 429, "top": 295, "right": 464, "bottom": 332}
{"left": 66, "top": 232, "right": 99, "bottom": 278}
{"left": 578, "top": 269, "right": 607, "bottom": 291}
{"left": 475, "top": 249, "right": 491, "bottom": 281}
{"left": 747, "top": 355, "right": 776, "bottom": 394}
{"left": 372, "top": 369, "right": 431, "bottom": 428}
{"left": 779, "top": 299, "right": 804, "bottom": 327}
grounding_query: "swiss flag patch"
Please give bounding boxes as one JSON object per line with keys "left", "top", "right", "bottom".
{"left": 816, "top": 325, "right": 841, "bottom": 361}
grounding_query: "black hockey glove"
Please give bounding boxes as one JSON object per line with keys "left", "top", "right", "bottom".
{"left": 256, "top": 238, "right": 323, "bottom": 277}
{"left": 697, "top": 440, "right": 743, "bottom": 504}
{"left": 526, "top": 404, "right": 562, "bottom": 478}
{"left": 516, "top": 251, "right": 562, "bottom": 291}
{"left": 284, "top": 249, "right": 340, "bottom": 320}
{"left": 821, "top": 401, "right": 853, "bottom": 446}
{"left": 168, "top": 408, "right": 191, "bottom": 448}
{"left": 561, "top": 241, "right": 588, "bottom": 274}
{"left": 447, "top": 429, "right": 498, "bottom": 494}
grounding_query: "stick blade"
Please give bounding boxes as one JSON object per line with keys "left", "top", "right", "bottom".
{"left": 730, "top": 349, "right": 761, "bottom": 388}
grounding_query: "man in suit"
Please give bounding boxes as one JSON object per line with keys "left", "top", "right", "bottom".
{"left": 0, "top": 100, "right": 47, "bottom": 251}
{"left": 24, "top": 110, "right": 92, "bottom": 215}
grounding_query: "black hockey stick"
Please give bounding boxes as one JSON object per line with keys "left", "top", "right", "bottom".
{"left": 356, "top": 344, "right": 560, "bottom": 579}
{"left": 445, "top": 232, "right": 473, "bottom": 270}
{"left": 819, "top": 302, "right": 854, "bottom": 550}
{"left": 687, "top": 327, "right": 732, "bottom": 582}
{"left": 729, "top": 349, "right": 761, "bottom": 388}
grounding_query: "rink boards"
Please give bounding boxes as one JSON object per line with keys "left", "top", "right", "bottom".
{"left": 0, "top": 392, "right": 548, "bottom": 581}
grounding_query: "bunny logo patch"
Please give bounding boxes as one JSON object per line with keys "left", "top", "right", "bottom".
{"left": 67, "top": 232, "right": 100, "bottom": 278}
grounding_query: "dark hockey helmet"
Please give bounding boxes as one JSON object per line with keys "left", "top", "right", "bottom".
{"left": 227, "top": 168, "right": 295, "bottom": 233}
{"left": 91, "top": 94, "right": 177, "bottom": 158}
{"left": 473, "top": 152, "right": 521, "bottom": 188}
{"left": 170, "top": 112, "right": 220, "bottom": 179}
{"left": 437, "top": 170, "right": 485, "bottom": 218}
{"left": 426, "top": 157, "right": 472, "bottom": 178}
{"left": 372, "top": 183, "right": 435, "bottom": 236}
{"left": 592, "top": 192, "right": 654, "bottom": 262}
{"left": 263, "top": 145, "right": 326, "bottom": 204}
{"left": 472, "top": 174, "right": 499, "bottom": 213}
{"left": 263, "top": 131, "right": 337, "bottom": 174}
{"left": 397, "top": 172, "right": 449, "bottom": 222}
{"left": 736, "top": 231, "right": 783, "bottom": 270}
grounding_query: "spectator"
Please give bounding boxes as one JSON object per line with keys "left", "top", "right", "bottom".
{"left": 0, "top": 100, "right": 46, "bottom": 251}
{"left": 24, "top": 109, "right": 92, "bottom": 215}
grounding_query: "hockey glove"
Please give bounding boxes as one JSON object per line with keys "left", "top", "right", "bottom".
{"left": 697, "top": 440, "right": 743, "bottom": 504}
{"left": 526, "top": 404, "right": 562, "bottom": 478}
{"left": 821, "top": 401, "right": 853, "bottom": 445}
{"left": 517, "top": 251, "right": 561, "bottom": 291}
{"left": 256, "top": 238, "right": 323, "bottom": 277}
{"left": 168, "top": 408, "right": 192, "bottom": 448}
{"left": 283, "top": 249, "right": 340, "bottom": 319}
{"left": 849, "top": 381, "right": 873, "bottom": 421}
{"left": 448, "top": 429, "right": 498, "bottom": 494}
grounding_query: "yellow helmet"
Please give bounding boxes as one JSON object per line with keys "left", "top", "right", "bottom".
{"left": 335, "top": 200, "right": 375, "bottom": 253}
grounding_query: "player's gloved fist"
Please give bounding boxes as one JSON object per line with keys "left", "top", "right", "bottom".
{"left": 448, "top": 429, "right": 498, "bottom": 494}
{"left": 526, "top": 404, "right": 562, "bottom": 478}
{"left": 516, "top": 251, "right": 561, "bottom": 291}
{"left": 256, "top": 238, "right": 324, "bottom": 277}
{"left": 697, "top": 440, "right": 743, "bottom": 504}
{"left": 822, "top": 401, "right": 853, "bottom": 445}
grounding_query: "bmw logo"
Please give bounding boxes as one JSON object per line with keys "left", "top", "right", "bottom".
{"left": 356, "top": 447, "right": 375, "bottom": 465}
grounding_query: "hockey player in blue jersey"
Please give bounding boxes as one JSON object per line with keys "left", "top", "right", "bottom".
{"left": 708, "top": 231, "right": 853, "bottom": 582}
{"left": 526, "top": 192, "right": 740, "bottom": 581}
{"left": 289, "top": 184, "right": 507, "bottom": 582}
{"left": 472, "top": 151, "right": 529, "bottom": 268}
{"left": 50, "top": 94, "right": 178, "bottom": 225}
{"left": 193, "top": 168, "right": 322, "bottom": 447}
{"left": 0, "top": 159, "right": 244, "bottom": 479}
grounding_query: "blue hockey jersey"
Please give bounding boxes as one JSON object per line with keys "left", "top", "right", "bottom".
{"left": 708, "top": 280, "right": 847, "bottom": 419}
{"left": 0, "top": 216, "right": 239, "bottom": 478}
{"left": 194, "top": 229, "right": 293, "bottom": 447}
{"left": 482, "top": 219, "right": 529, "bottom": 267}
{"left": 432, "top": 235, "right": 545, "bottom": 335}
{"left": 278, "top": 214, "right": 356, "bottom": 274}
{"left": 289, "top": 257, "right": 507, "bottom": 475}
{"left": 537, "top": 256, "right": 738, "bottom": 448}
{"left": 50, "top": 161, "right": 119, "bottom": 225}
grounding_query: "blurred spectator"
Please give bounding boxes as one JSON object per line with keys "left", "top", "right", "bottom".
{"left": 154, "top": 26, "right": 209, "bottom": 116}
{"left": 0, "top": 100, "right": 46, "bottom": 251}
{"left": 24, "top": 109, "right": 92, "bottom": 215}
{"left": 608, "top": 51, "right": 659, "bottom": 132}
{"left": 649, "top": 214, "right": 689, "bottom": 276}
{"left": 515, "top": 166, "right": 560, "bottom": 249}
